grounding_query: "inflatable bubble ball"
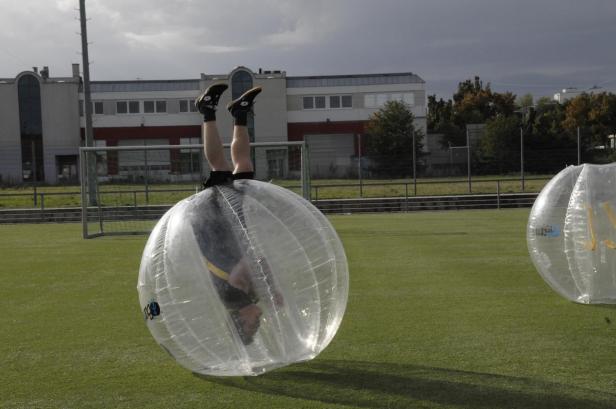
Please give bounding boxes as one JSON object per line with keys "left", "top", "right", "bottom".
{"left": 137, "top": 180, "right": 349, "bottom": 376}
{"left": 527, "top": 163, "right": 616, "bottom": 304}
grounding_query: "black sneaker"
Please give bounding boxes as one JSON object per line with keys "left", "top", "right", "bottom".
{"left": 195, "top": 82, "right": 228, "bottom": 114}
{"left": 227, "top": 86, "right": 262, "bottom": 115}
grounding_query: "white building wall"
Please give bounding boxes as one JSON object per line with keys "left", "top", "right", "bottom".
{"left": 200, "top": 69, "right": 289, "bottom": 179}
{"left": 41, "top": 81, "right": 81, "bottom": 183}
{"left": 286, "top": 81, "right": 428, "bottom": 140}
{"left": 0, "top": 83, "right": 22, "bottom": 183}
{"left": 81, "top": 90, "right": 203, "bottom": 128}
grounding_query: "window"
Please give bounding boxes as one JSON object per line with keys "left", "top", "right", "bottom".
{"left": 179, "top": 100, "right": 198, "bottom": 113}
{"left": 144, "top": 101, "right": 155, "bottom": 113}
{"left": 231, "top": 70, "right": 253, "bottom": 100}
{"left": 129, "top": 101, "right": 140, "bottom": 113}
{"left": 304, "top": 95, "right": 353, "bottom": 110}
{"left": 303, "top": 97, "right": 314, "bottom": 109}
{"left": 403, "top": 93, "right": 414, "bottom": 106}
{"left": 364, "top": 93, "right": 414, "bottom": 108}
{"left": 94, "top": 101, "right": 104, "bottom": 115}
{"left": 116, "top": 101, "right": 127, "bottom": 114}
{"left": 364, "top": 94, "right": 377, "bottom": 108}
{"left": 330, "top": 96, "right": 340, "bottom": 109}
{"left": 143, "top": 100, "right": 166, "bottom": 113}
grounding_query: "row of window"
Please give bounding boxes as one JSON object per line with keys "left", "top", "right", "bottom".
{"left": 364, "top": 93, "right": 415, "bottom": 108}
{"left": 80, "top": 92, "right": 417, "bottom": 116}
{"left": 80, "top": 99, "right": 198, "bottom": 116}
{"left": 303, "top": 95, "right": 353, "bottom": 110}
{"left": 301, "top": 92, "right": 416, "bottom": 110}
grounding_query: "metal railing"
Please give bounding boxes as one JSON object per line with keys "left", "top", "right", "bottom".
{"left": 309, "top": 177, "right": 550, "bottom": 202}
{"left": 0, "top": 177, "right": 550, "bottom": 210}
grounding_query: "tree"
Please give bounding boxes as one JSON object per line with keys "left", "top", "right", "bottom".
{"left": 427, "top": 95, "right": 454, "bottom": 132}
{"left": 365, "top": 100, "right": 424, "bottom": 177}
{"left": 452, "top": 76, "right": 516, "bottom": 126}
{"left": 476, "top": 115, "right": 521, "bottom": 174}
{"left": 562, "top": 93, "right": 592, "bottom": 132}
{"left": 562, "top": 92, "right": 616, "bottom": 151}
{"left": 428, "top": 94, "right": 465, "bottom": 148}
{"left": 516, "top": 93, "right": 534, "bottom": 110}
{"left": 436, "top": 76, "right": 517, "bottom": 150}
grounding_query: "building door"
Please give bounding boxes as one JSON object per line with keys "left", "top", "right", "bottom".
{"left": 56, "top": 155, "right": 78, "bottom": 183}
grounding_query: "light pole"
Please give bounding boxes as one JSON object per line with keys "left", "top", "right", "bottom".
{"left": 577, "top": 127, "right": 581, "bottom": 165}
{"left": 466, "top": 127, "right": 471, "bottom": 193}
{"left": 79, "top": 0, "right": 97, "bottom": 206}
{"left": 357, "top": 133, "right": 363, "bottom": 197}
{"left": 520, "top": 127, "right": 525, "bottom": 192}
{"left": 412, "top": 128, "right": 417, "bottom": 195}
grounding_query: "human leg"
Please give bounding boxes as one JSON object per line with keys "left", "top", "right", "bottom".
{"left": 227, "top": 86, "right": 262, "bottom": 174}
{"left": 195, "top": 83, "right": 231, "bottom": 172}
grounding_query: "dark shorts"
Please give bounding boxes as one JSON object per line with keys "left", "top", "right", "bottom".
{"left": 203, "top": 170, "right": 254, "bottom": 189}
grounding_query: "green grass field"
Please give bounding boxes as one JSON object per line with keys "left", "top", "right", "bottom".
{"left": 2, "top": 210, "right": 616, "bottom": 408}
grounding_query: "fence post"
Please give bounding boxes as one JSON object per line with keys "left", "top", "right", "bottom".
{"left": 133, "top": 191, "right": 138, "bottom": 208}
{"left": 314, "top": 186, "right": 318, "bottom": 202}
{"left": 520, "top": 127, "right": 525, "bottom": 192}
{"left": 496, "top": 180, "right": 500, "bottom": 209}
{"left": 33, "top": 185, "right": 37, "bottom": 206}
{"left": 405, "top": 183, "right": 409, "bottom": 212}
{"left": 144, "top": 148, "right": 150, "bottom": 205}
{"left": 40, "top": 193, "right": 45, "bottom": 210}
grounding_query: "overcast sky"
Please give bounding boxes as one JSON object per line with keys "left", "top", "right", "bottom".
{"left": 1, "top": 0, "right": 614, "bottom": 100}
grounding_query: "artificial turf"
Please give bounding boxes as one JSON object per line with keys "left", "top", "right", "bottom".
{"left": 2, "top": 209, "right": 615, "bottom": 408}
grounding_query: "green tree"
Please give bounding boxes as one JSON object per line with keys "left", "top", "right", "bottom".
{"left": 588, "top": 92, "right": 616, "bottom": 147}
{"left": 476, "top": 114, "right": 521, "bottom": 174}
{"left": 428, "top": 95, "right": 465, "bottom": 148}
{"left": 516, "top": 93, "right": 534, "bottom": 109}
{"left": 365, "top": 100, "right": 424, "bottom": 177}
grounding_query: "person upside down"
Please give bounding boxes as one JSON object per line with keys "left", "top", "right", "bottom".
{"left": 192, "top": 82, "right": 280, "bottom": 345}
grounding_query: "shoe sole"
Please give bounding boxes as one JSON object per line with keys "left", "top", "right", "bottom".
{"left": 227, "top": 86, "right": 263, "bottom": 111}
{"left": 195, "top": 83, "right": 228, "bottom": 107}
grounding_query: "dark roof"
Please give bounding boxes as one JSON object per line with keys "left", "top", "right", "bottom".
{"left": 286, "top": 72, "right": 424, "bottom": 88}
{"left": 90, "top": 79, "right": 201, "bottom": 93}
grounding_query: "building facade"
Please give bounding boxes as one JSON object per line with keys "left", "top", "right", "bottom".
{"left": 0, "top": 65, "right": 426, "bottom": 184}
{"left": 0, "top": 65, "right": 81, "bottom": 184}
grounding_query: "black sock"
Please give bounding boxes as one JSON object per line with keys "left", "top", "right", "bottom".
{"left": 233, "top": 110, "right": 248, "bottom": 126}
{"left": 203, "top": 108, "right": 216, "bottom": 122}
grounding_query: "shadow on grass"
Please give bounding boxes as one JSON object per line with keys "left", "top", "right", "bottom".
{"left": 199, "top": 360, "right": 616, "bottom": 409}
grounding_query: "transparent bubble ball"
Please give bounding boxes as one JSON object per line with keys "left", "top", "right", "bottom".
{"left": 137, "top": 180, "right": 349, "bottom": 376}
{"left": 527, "top": 163, "right": 616, "bottom": 304}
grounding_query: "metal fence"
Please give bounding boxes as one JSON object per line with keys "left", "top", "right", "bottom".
{"left": 0, "top": 176, "right": 551, "bottom": 211}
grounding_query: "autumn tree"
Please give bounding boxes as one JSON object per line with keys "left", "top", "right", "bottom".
{"left": 433, "top": 76, "right": 517, "bottom": 150}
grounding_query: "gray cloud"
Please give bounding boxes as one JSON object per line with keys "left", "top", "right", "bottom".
{"left": 0, "top": 0, "right": 614, "bottom": 99}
